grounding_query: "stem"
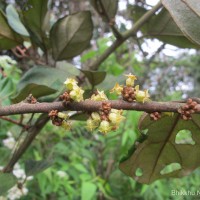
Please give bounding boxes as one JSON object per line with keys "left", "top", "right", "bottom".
{"left": 2, "top": 114, "right": 49, "bottom": 173}
{"left": 90, "top": 1, "right": 163, "bottom": 70}
{"left": 0, "top": 100, "right": 198, "bottom": 116}
{"left": 0, "top": 116, "right": 28, "bottom": 129}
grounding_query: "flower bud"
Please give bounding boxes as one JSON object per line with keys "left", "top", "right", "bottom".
{"left": 124, "top": 73, "right": 137, "bottom": 87}
{"left": 64, "top": 78, "right": 78, "bottom": 91}
{"left": 110, "top": 83, "right": 123, "bottom": 95}
{"left": 91, "top": 112, "right": 101, "bottom": 122}
{"left": 109, "top": 112, "right": 125, "bottom": 124}
{"left": 69, "top": 86, "right": 84, "bottom": 102}
{"left": 91, "top": 90, "right": 108, "bottom": 101}
{"left": 135, "top": 85, "right": 150, "bottom": 103}
{"left": 99, "top": 120, "right": 111, "bottom": 134}
{"left": 61, "top": 121, "right": 71, "bottom": 130}
{"left": 58, "top": 112, "right": 68, "bottom": 120}
{"left": 86, "top": 118, "right": 98, "bottom": 132}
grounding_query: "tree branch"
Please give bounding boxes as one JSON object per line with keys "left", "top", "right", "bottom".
{"left": 2, "top": 113, "right": 49, "bottom": 173}
{"left": 89, "top": 1, "right": 163, "bottom": 70}
{"left": 0, "top": 100, "right": 199, "bottom": 116}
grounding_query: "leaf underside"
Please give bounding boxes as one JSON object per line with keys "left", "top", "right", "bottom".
{"left": 119, "top": 113, "right": 200, "bottom": 184}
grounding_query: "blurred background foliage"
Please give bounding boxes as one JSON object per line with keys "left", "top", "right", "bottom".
{"left": 1, "top": 0, "right": 200, "bottom": 199}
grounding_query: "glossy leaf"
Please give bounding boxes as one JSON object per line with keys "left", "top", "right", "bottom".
{"left": 0, "top": 10, "right": 22, "bottom": 50}
{"left": 119, "top": 113, "right": 200, "bottom": 184}
{"left": 20, "top": 0, "right": 49, "bottom": 49}
{"left": 0, "top": 173, "right": 17, "bottom": 194}
{"left": 162, "top": 0, "right": 200, "bottom": 46}
{"left": 81, "top": 70, "right": 106, "bottom": 86}
{"left": 12, "top": 83, "right": 57, "bottom": 103}
{"left": 25, "top": 159, "right": 54, "bottom": 176}
{"left": 50, "top": 11, "right": 93, "bottom": 61}
{"left": 6, "top": 4, "right": 29, "bottom": 36}
{"left": 90, "top": 0, "right": 118, "bottom": 22}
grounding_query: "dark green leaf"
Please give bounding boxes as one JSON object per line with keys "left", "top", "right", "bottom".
{"left": 81, "top": 70, "right": 106, "bottom": 86}
{"left": 81, "top": 182, "right": 97, "bottom": 200}
{"left": 70, "top": 113, "right": 88, "bottom": 121}
{"left": 12, "top": 83, "right": 57, "bottom": 103}
{"left": 119, "top": 113, "right": 200, "bottom": 184}
{"left": 50, "top": 11, "right": 93, "bottom": 61}
{"left": 90, "top": 0, "right": 118, "bottom": 22}
{"left": 0, "top": 10, "right": 22, "bottom": 50}
{"left": 20, "top": 0, "right": 49, "bottom": 49}
{"left": 162, "top": 0, "right": 200, "bottom": 46}
{"left": 0, "top": 173, "right": 17, "bottom": 194}
{"left": 6, "top": 5, "right": 29, "bottom": 36}
{"left": 25, "top": 159, "right": 54, "bottom": 176}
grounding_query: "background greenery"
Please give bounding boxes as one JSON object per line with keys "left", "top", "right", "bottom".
{"left": 1, "top": 0, "right": 200, "bottom": 199}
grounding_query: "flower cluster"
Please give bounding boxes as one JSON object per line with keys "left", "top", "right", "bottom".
{"left": 110, "top": 73, "right": 150, "bottom": 103}
{"left": 149, "top": 112, "right": 162, "bottom": 121}
{"left": 48, "top": 110, "right": 71, "bottom": 130}
{"left": 62, "top": 78, "right": 84, "bottom": 102}
{"left": 86, "top": 98, "right": 125, "bottom": 134}
{"left": 178, "top": 98, "right": 197, "bottom": 120}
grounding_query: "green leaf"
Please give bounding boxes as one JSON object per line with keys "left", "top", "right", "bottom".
{"left": 148, "top": 8, "right": 200, "bottom": 49}
{"left": 6, "top": 5, "right": 29, "bottom": 37}
{"left": 20, "top": 0, "right": 49, "bottom": 49}
{"left": 162, "top": 0, "right": 200, "bottom": 46}
{"left": 12, "top": 83, "right": 57, "bottom": 103}
{"left": 90, "top": 0, "right": 118, "bottom": 22}
{"left": 0, "top": 10, "right": 22, "bottom": 50}
{"left": 119, "top": 113, "right": 200, "bottom": 184}
{"left": 0, "top": 173, "right": 17, "bottom": 194}
{"left": 50, "top": 11, "right": 93, "bottom": 61}
{"left": 12, "top": 65, "right": 79, "bottom": 102}
{"left": 98, "top": 74, "right": 124, "bottom": 90}
{"left": 130, "top": 5, "right": 199, "bottom": 48}
{"left": 25, "top": 159, "right": 54, "bottom": 176}
{"left": 81, "top": 70, "right": 106, "bottom": 86}
{"left": 16, "top": 65, "right": 78, "bottom": 91}
{"left": 70, "top": 113, "right": 88, "bottom": 121}
{"left": 81, "top": 182, "right": 97, "bottom": 200}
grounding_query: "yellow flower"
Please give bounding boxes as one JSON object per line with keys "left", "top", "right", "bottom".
{"left": 86, "top": 117, "right": 98, "bottom": 132}
{"left": 135, "top": 85, "right": 150, "bottom": 103}
{"left": 58, "top": 112, "right": 68, "bottom": 120}
{"left": 110, "top": 83, "right": 123, "bottom": 95}
{"left": 108, "top": 110, "right": 125, "bottom": 124}
{"left": 64, "top": 78, "right": 78, "bottom": 91}
{"left": 99, "top": 120, "right": 111, "bottom": 134}
{"left": 91, "top": 90, "right": 108, "bottom": 101}
{"left": 124, "top": 73, "right": 137, "bottom": 87}
{"left": 69, "top": 86, "right": 84, "bottom": 102}
{"left": 61, "top": 121, "right": 71, "bottom": 130}
{"left": 91, "top": 112, "right": 101, "bottom": 122}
